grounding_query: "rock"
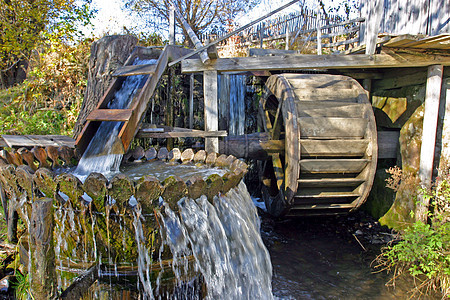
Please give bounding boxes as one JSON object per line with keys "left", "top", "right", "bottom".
{"left": 135, "top": 175, "right": 163, "bottom": 214}
{"left": 205, "top": 174, "right": 223, "bottom": 202}
{"left": 109, "top": 174, "right": 135, "bottom": 208}
{"left": 380, "top": 104, "right": 424, "bottom": 230}
{"left": 205, "top": 152, "right": 218, "bottom": 165}
{"left": 161, "top": 176, "right": 187, "bottom": 210}
{"left": 168, "top": 148, "right": 181, "bottom": 162}
{"left": 144, "top": 147, "right": 157, "bottom": 161}
{"left": 181, "top": 148, "right": 195, "bottom": 163}
{"left": 33, "top": 168, "right": 56, "bottom": 198}
{"left": 83, "top": 173, "right": 108, "bottom": 210}
{"left": 186, "top": 176, "right": 206, "bottom": 200}
{"left": 157, "top": 147, "right": 169, "bottom": 161}
{"left": 193, "top": 150, "right": 206, "bottom": 163}
{"left": 56, "top": 173, "right": 84, "bottom": 207}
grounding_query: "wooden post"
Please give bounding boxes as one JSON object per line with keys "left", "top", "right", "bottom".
{"left": 365, "top": 0, "right": 383, "bottom": 55}
{"left": 168, "top": 0, "right": 209, "bottom": 63}
{"left": 317, "top": 7, "right": 322, "bottom": 55}
{"left": 259, "top": 24, "right": 264, "bottom": 48}
{"left": 167, "top": 67, "right": 174, "bottom": 150}
{"left": 29, "top": 198, "right": 57, "bottom": 299}
{"left": 285, "top": 27, "right": 289, "bottom": 50}
{"left": 438, "top": 77, "right": 450, "bottom": 171}
{"left": 416, "top": 65, "right": 444, "bottom": 223}
{"left": 204, "top": 70, "right": 219, "bottom": 153}
{"left": 189, "top": 74, "right": 194, "bottom": 129}
{"left": 7, "top": 200, "right": 17, "bottom": 243}
{"left": 169, "top": 5, "right": 176, "bottom": 45}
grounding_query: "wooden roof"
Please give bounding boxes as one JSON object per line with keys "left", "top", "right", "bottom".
{"left": 382, "top": 34, "right": 450, "bottom": 50}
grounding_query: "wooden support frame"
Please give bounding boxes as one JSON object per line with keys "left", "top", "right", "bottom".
{"left": 204, "top": 70, "right": 219, "bottom": 153}
{"left": 181, "top": 52, "right": 450, "bottom": 73}
{"left": 416, "top": 64, "right": 444, "bottom": 222}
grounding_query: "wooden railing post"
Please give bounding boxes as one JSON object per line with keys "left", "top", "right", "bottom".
{"left": 169, "top": 5, "right": 176, "bottom": 45}
{"left": 416, "top": 65, "right": 444, "bottom": 223}
{"left": 204, "top": 70, "right": 219, "bottom": 153}
{"left": 29, "top": 198, "right": 57, "bottom": 299}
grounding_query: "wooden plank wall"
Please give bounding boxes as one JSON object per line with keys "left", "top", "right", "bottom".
{"left": 360, "top": 0, "right": 450, "bottom": 42}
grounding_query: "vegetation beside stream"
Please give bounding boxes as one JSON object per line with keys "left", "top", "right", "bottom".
{"left": 375, "top": 165, "right": 450, "bottom": 298}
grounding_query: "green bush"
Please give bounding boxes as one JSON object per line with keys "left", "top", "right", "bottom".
{"left": 377, "top": 175, "right": 450, "bottom": 298}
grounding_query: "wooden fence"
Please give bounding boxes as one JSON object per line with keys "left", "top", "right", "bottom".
{"left": 200, "top": 7, "right": 365, "bottom": 53}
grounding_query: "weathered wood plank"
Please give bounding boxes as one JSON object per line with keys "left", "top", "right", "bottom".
{"left": 112, "top": 64, "right": 156, "bottom": 77}
{"left": 298, "top": 117, "right": 367, "bottom": 139}
{"left": 298, "top": 178, "right": 365, "bottom": 188}
{"left": 1, "top": 135, "right": 75, "bottom": 148}
{"left": 300, "top": 139, "right": 369, "bottom": 157}
{"left": 300, "top": 159, "right": 370, "bottom": 173}
{"left": 136, "top": 129, "right": 227, "bottom": 138}
{"left": 86, "top": 109, "right": 133, "bottom": 122}
{"left": 204, "top": 70, "right": 219, "bottom": 153}
{"left": 292, "top": 87, "right": 359, "bottom": 100}
{"left": 181, "top": 52, "right": 450, "bottom": 73}
{"left": 296, "top": 102, "right": 364, "bottom": 118}
{"left": 417, "top": 64, "right": 444, "bottom": 222}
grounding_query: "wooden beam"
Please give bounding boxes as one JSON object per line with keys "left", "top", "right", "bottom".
{"left": 136, "top": 130, "right": 227, "bottom": 138}
{"left": 204, "top": 70, "right": 219, "bottom": 152}
{"left": 112, "top": 64, "right": 156, "bottom": 77}
{"left": 87, "top": 109, "right": 133, "bottom": 122}
{"left": 417, "top": 64, "right": 444, "bottom": 223}
{"left": 181, "top": 52, "right": 450, "bottom": 73}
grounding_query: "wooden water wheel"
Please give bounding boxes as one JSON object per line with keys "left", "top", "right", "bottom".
{"left": 259, "top": 73, "right": 377, "bottom": 217}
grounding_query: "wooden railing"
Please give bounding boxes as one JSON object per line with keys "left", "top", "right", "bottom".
{"left": 200, "top": 8, "right": 365, "bottom": 53}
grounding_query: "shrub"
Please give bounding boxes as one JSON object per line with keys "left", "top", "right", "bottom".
{"left": 376, "top": 172, "right": 450, "bottom": 298}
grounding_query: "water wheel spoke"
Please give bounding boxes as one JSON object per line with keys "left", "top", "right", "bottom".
{"left": 271, "top": 153, "right": 284, "bottom": 191}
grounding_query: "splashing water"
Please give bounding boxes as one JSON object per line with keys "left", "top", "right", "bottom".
{"left": 74, "top": 59, "right": 157, "bottom": 180}
{"left": 156, "top": 182, "right": 273, "bottom": 299}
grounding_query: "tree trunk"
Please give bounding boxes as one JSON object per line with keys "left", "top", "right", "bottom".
{"left": 72, "top": 35, "right": 138, "bottom": 139}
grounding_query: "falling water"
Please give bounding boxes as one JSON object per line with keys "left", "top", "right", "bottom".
{"left": 74, "top": 59, "right": 157, "bottom": 180}
{"left": 219, "top": 74, "right": 246, "bottom": 136}
{"left": 229, "top": 75, "right": 246, "bottom": 136}
{"left": 154, "top": 182, "right": 273, "bottom": 299}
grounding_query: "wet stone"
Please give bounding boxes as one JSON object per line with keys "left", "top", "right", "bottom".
{"left": 161, "top": 176, "right": 187, "bottom": 210}
{"left": 221, "top": 171, "right": 241, "bottom": 194}
{"left": 46, "top": 146, "right": 60, "bottom": 168}
{"left": 231, "top": 159, "right": 248, "bottom": 173}
{"left": 144, "top": 147, "right": 157, "bottom": 161}
{"left": 124, "top": 146, "right": 145, "bottom": 162}
{"left": 157, "top": 147, "right": 169, "bottom": 161}
{"left": 135, "top": 175, "right": 163, "bottom": 214}
{"left": 205, "top": 174, "right": 224, "bottom": 202}
{"left": 181, "top": 148, "right": 195, "bottom": 164}
{"left": 168, "top": 148, "right": 182, "bottom": 162}
{"left": 193, "top": 150, "right": 206, "bottom": 163}
{"left": 31, "top": 147, "right": 50, "bottom": 169}
{"left": 56, "top": 173, "right": 84, "bottom": 206}
{"left": 214, "top": 154, "right": 229, "bottom": 168}
{"left": 58, "top": 146, "right": 74, "bottom": 166}
{"left": 109, "top": 173, "right": 135, "bottom": 208}
{"left": 18, "top": 148, "right": 37, "bottom": 171}
{"left": 0, "top": 164, "right": 18, "bottom": 195}
{"left": 186, "top": 175, "right": 207, "bottom": 200}
{"left": 83, "top": 172, "right": 108, "bottom": 210}
{"left": 205, "top": 152, "right": 218, "bottom": 165}
{"left": 33, "top": 168, "right": 56, "bottom": 198}
{"left": 15, "top": 165, "right": 35, "bottom": 199}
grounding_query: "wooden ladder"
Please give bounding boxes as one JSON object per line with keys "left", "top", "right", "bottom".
{"left": 75, "top": 45, "right": 196, "bottom": 156}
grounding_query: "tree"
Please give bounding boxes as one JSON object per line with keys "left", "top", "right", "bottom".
{"left": 124, "top": 0, "right": 261, "bottom": 44}
{"left": 0, "top": 0, "right": 95, "bottom": 88}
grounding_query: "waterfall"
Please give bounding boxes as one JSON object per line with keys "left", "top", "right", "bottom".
{"left": 74, "top": 59, "right": 157, "bottom": 180}
{"left": 155, "top": 182, "right": 273, "bottom": 299}
{"left": 219, "top": 74, "right": 246, "bottom": 136}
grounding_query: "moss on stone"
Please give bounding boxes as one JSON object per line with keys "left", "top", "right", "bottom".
{"left": 109, "top": 174, "right": 135, "bottom": 208}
